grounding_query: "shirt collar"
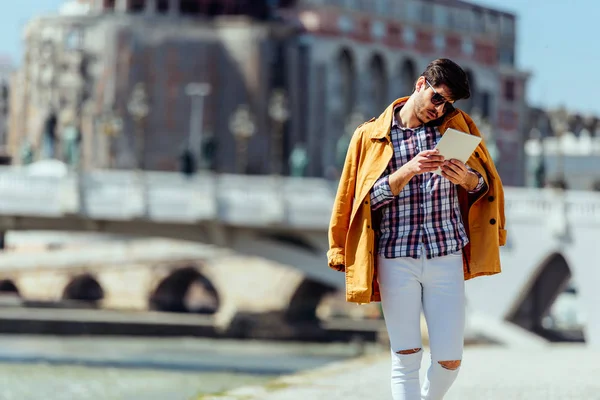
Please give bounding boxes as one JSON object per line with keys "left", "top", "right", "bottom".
{"left": 391, "top": 104, "right": 405, "bottom": 129}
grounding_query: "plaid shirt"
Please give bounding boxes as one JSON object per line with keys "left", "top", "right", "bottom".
{"left": 370, "top": 109, "right": 486, "bottom": 260}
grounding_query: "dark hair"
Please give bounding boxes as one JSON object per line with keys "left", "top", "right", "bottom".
{"left": 421, "top": 58, "right": 470, "bottom": 101}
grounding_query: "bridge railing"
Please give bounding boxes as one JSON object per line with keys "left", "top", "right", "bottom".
{"left": 0, "top": 166, "right": 599, "bottom": 228}
{"left": 0, "top": 167, "right": 337, "bottom": 228}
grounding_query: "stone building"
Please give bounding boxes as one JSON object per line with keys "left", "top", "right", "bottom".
{"left": 9, "top": 0, "right": 530, "bottom": 185}
{"left": 525, "top": 107, "right": 600, "bottom": 190}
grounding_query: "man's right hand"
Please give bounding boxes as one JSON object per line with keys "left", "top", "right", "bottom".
{"left": 388, "top": 150, "right": 445, "bottom": 195}
{"left": 401, "top": 150, "right": 445, "bottom": 177}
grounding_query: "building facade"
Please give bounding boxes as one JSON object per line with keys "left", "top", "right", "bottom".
{"left": 9, "top": 0, "right": 530, "bottom": 185}
{"left": 525, "top": 107, "right": 600, "bottom": 191}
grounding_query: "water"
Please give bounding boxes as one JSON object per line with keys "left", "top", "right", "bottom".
{"left": 0, "top": 335, "right": 372, "bottom": 400}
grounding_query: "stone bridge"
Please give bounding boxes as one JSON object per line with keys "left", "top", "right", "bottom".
{"left": 0, "top": 166, "right": 598, "bottom": 345}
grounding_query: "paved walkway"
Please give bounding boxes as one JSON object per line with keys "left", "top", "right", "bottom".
{"left": 207, "top": 344, "right": 600, "bottom": 400}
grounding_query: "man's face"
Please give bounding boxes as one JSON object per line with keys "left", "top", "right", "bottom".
{"left": 413, "top": 78, "right": 454, "bottom": 124}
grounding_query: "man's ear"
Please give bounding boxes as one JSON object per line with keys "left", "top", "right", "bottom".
{"left": 415, "top": 76, "right": 426, "bottom": 92}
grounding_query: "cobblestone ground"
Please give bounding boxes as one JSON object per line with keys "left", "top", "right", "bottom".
{"left": 212, "top": 344, "right": 600, "bottom": 400}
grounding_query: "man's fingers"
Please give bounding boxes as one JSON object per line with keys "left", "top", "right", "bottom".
{"left": 441, "top": 170, "right": 459, "bottom": 183}
{"left": 442, "top": 161, "right": 465, "bottom": 173}
{"left": 448, "top": 159, "right": 466, "bottom": 169}
{"left": 425, "top": 155, "right": 445, "bottom": 162}
{"left": 442, "top": 165, "right": 461, "bottom": 179}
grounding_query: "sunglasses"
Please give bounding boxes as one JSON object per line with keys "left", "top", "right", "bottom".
{"left": 426, "top": 79, "right": 454, "bottom": 108}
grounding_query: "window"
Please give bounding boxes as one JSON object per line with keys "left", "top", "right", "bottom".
{"left": 421, "top": 5, "right": 433, "bottom": 24}
{"left": 433, "top": 5, "right": 448, "bottom": 28}
{"left": 472, "top": 8, "right": 485, "bottom": 33}
{"left": 499, "top": 47, "right": 515, "bottom": 65}
{"left": 374, "top": 0, "right": 387, "bottom": 15}
{"left": 406, "top": 0, "right": 421, "bottom": 23}
{"left": 371, "top": 21, "right": 386, "bottom": 39}
{"left": 500, "top": 16, "right": 515, "bottom": 37}
{"left": 486, "top": 12, "right": 499, "bottom": 35}
{"left": 504, "top": 80, "right": 515, "bottom": 102}
{"left": 64, "top": 28, "right": 83, "bottom": 51}
{"left": 434, "top": 33, "right": 445, "bottom": 51}
{"left": 480, "top": 92, "right": 492, "bottom": 119}
{"left": 462, "top": 37, "right": 474, "bottom": 55}
{"left": 403, "top": 26, "right": 416, "bottom": 45}
{"left": 338, "top": 15, "right": 354, "bottom": 33}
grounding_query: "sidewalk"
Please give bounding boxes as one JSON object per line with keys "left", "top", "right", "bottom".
{"left": 206, "top": 344, "right": 600, "bottom": 400}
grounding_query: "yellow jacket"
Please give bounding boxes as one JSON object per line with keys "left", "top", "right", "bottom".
{"left": 327, "top": 98, "right": 507, "bottom": 303}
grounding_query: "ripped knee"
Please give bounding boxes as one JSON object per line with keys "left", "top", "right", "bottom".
{"left": 438, "top": 360, "right": 461, "bottom": 370}
{"left": 396, "top": 348, "right": 422, "bottom": 355}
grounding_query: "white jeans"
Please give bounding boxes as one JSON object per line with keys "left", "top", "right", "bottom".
{"left": 377, "top": 248, "right": 466, "bottom": 400}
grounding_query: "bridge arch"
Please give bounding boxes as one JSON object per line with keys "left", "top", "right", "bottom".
{"left": 507, "top": 252, "right": 576, "bottom": 341}
{"left": 285, "top": 277, "right": 337, "bottom": 322}
{"left": 149, "top": 266, "right": 220, "bottom": 314}
{"left": 62, "top": 274, "right": 105, "bottom": 306}
{"left": 0, "top": 279, "right": 19, "bottom": 296}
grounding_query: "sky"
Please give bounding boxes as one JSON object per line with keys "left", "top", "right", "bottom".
{"left": 0, "top": 0, "right": 597, "bottom": 114}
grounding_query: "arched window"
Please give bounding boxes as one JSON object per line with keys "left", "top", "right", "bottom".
{"left": 368, "top": 54, "right": 388, "bottom": 116}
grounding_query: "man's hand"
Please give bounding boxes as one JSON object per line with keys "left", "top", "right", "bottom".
{"left": 401, "top": 150, "right": 445, "bottom": 176}
{"left": 389, "top": 150, "right": 445, "bottom": 195}
{"left": 441, "top": 159, "right": 478, "bottom": 190}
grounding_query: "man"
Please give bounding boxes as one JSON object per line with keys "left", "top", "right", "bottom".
{"left": 327, "top": 58, "right": 506, "bottom": 400}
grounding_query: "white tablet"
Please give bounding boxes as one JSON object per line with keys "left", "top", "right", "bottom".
{"left": 432, "top": 128, "right": 482, "bottom": 176}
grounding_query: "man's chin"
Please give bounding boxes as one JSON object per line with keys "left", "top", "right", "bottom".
{"left": 417, "top": 113, "right": 433, "bottom": 124}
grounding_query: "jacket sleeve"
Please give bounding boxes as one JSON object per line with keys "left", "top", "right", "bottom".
{"left": 464, "top": 114, "right": 507, "bottom": 246}
{"left": 327, "top": 128, "right": 362, "bottom": 271}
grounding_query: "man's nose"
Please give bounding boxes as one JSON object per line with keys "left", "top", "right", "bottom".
{"left": 434, "top": 102, "right": 445, "bottom": 113}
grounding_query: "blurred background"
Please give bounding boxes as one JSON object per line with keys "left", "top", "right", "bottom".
{"left": 0, "top": 0, "right": 597, "bottom": 399}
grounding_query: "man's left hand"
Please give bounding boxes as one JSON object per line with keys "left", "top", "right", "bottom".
{"left": 441, "top": 159, "right": 477, "bottom": 190}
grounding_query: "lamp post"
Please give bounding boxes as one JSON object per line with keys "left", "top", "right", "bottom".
{"left": 549, "top": 107, "right": 569, "bottom": 187}
{"left": 127, "top": 83, "right": 149, "bottom": 170}
{"left": 127, "top": 83, "right": 150, "bottom": 217}
{"left": 99, "top": 109, "right": 123, "bottom": 168}
{"left": 229, "top": 105, "right": 255, "bottom": 174}
{"left": 268, "top": 89, "right": 289, "bottom": 175}
{"left": 185, "top": 82, "right": 211, "bottom": 172}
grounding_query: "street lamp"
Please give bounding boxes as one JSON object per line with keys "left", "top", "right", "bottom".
{"left": 185, "top": 82, "right": 211, "bottom": 172}
{"left": 127, "top": 83, "right": 149, "bottom": 170}
{"left": 268, "top": 89, "right": 289, "bottom": 175}
{"left": 99, "top": 109, "right": 123, "bottom": 168}
{"left": 229, "top": 105, "right": 256, "bottom": 174}
{"left": 549, "top": 107, "right": 569, "bottom": 187}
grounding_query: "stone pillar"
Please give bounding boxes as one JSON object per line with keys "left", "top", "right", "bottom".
{"left": 145, "top": 0, "right": 157, "bottom": 15}
{"left": 115, "top": 0, "right": 128, "bottom": 13}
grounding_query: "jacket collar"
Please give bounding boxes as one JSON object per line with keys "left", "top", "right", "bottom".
{"left": 370, "top": 97, "right": 462, "bottom": 140}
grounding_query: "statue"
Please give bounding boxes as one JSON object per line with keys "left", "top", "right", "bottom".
{"left": 289, "top": 143, "right": 309, "bottom": 177}
{"left": 42, "top": 112, "right": 57, "bottom": 159}
{"left": 179, "top": 148, "right": 196, "bottom": 176}
{"left": 20, "top": 141, "right": 34, "bottom": 165}
{"left": 62, "top": 124, "right": 81, "bottom": 168}
{"left": 533, "top": 157, "right": 546, "bottom": 188}
{"left": 201, "top": 134, "right": 216, "bottom": 171}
